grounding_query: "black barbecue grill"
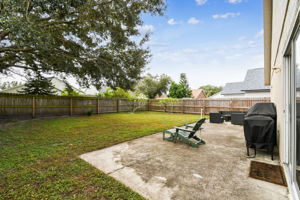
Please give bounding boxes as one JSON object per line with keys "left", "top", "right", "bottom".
{"left": 243, "top": 103, "right": 277, "bottom": 160}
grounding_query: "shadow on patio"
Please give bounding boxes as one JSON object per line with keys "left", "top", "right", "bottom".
{"left": 80, "top": 122, "right": 288, "bottom": 200}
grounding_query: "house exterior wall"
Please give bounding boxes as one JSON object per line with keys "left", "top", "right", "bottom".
{"left": 268, "top": 0, "right": 299, "bottom": 163}
{"left": 209, "top": 91, "right": 270, "bottom": 99}
{"left": 243, "top": 91, "right": 270, "bottom": 98}
{"left": 50, "top": 78, "right": 67, "bottom": 92}
{"left": 266, "top": 1, "right": 300, "bottom": 199}
{"left": 208, "top": 92, "right": 222, "bottom": 99}
{"left": 220, "top": 93, "right": 245, "bottom": 98}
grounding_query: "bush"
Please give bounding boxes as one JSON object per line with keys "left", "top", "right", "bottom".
{"left": 158, "top": 98, "right": 179, "bottom": 112}
{"left": 87, "top": 109, "right": 93, "bottom": 116}
{"left": 97, "top": 87, "right": 131, "bottom": 98}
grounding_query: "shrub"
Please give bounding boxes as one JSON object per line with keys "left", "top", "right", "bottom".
{"left": 158, "top": 98, "right": 179, "bottom": 112}
{"left": 87, "top": 109, "right": 93, "bottom": 116}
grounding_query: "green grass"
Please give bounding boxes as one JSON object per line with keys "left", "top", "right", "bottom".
{"left": 0, "top": 112, "right": 199, "bottom": 200}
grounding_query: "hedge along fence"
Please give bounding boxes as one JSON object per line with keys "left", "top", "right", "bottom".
{"left": 0, "top": 93, "right": 148, "bottom": 119}
{"left": 148, "top": 98, "right": 271, "bottom": 114}
{"left": 0, "top": 93, "right": 270, "bottom": 119}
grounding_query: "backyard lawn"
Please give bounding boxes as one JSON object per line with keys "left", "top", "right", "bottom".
{"left": 0, "top": 112, "right": 199, "bottom": 200}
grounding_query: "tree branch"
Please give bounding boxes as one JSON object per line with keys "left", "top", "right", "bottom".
{"left": 1, "top": 63, "right": 32, "bottom": 70}
{"left": 0, "top": 47, "right": 34, "bottom": 52}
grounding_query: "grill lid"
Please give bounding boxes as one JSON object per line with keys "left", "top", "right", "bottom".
{"left": 245, "top": 103, "right": 276, "bottom": 118}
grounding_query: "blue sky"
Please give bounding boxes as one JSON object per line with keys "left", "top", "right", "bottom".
{"left": 1, "top": 0, "right": 263, "bottom": 94}
{"left": 140, "top": 0, "right": 264, "bottom": 89}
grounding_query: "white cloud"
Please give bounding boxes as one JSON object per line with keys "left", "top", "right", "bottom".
{"left": 212, "top": 12, "right": 240, "bottom": 19}
{"left": 248, "top": 40, "right": 256, "bottom": 47}
{"left": 146, "top": 41, "right": 170, "bottom": 47}
{"left": 196, "top": 0, "right": 207, "bottom": 5}
{"left": 225, "top": 53, "right": 242, "bottom": 60}
{"left": 167, "top": 18, "right": 181, "bottom": 25}
{"left": 227, "top": 0, "right": 243, "bottom": 4}
{"left": 238, "top": 36, "right": 246, "bottom": 41}
{"left": 138, "top": 24, "right": 154, "bottom": 33}
{"left": 255, "top": 29, "right": 264, "bottom": 38}
{"left": 148, "top": 44, "right": 264, "bottom": 88}
{"left": 182, "top": 48, "right": 199, "bottom": 53}
{"left": 188, "top": 17, "right": 200, "bottom": 24}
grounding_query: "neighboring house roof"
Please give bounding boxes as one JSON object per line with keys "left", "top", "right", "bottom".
{"left": 192, "top": 89, "right": 206, "bottom": 98}
{"left": 241, "top": 68, "right": 270, "bottom": 92}
{"left": 221, "top": 68, "right": 270, "bottom": 95}
{"left": 221, "top": 82, "right": 245, "bottom": 95}
{"left": 1, "top": 85, "right": 24, "bottom": 92}
{"left": 50, "top": 77, "right": 83, "bottom": 93}
{"left": 1, "top": 77, "right": 84, "bottom": 95}
{"left": 208, "top": 91, "right": 222, "bottom": 98}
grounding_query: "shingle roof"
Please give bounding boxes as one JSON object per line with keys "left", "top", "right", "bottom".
{"left": 241, "top": 68, "right": 270, "bottom": 91}
{"left": 221, "top": 68, "right": 270, "bottom": 95}
{"left": 192, "top": 89, "right": 206, "bottom": 98}
{"left": 221, "top": 82, "right": 245, "bottom": 95}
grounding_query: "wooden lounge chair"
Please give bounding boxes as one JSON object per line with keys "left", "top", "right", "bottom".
{"left": 185, "top": 118, "right": 206, "bottom": 130}
{"left": 163, "top": 118, "right": 206, "bottom": 147}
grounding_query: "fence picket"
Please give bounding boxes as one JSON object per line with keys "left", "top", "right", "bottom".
{"left": 149, "top": 98, "right": 270, "bottom": 114}
{"left": 0, "top": 93, "right": 270, "bottom": 119}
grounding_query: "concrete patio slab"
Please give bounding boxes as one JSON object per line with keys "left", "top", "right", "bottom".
{"left": 80, "top": 122, "right": 289, "bottom": 200}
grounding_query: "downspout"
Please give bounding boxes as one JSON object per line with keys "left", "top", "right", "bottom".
{"left": 263, "top": 0, "right": 272, "bottom": 86}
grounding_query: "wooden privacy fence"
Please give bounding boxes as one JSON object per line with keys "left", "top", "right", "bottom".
{"left": 0, "top": 93, "right": 270, "bottom": 119}
{"left": 0, "top": 93, "right": 148, "bottom": 119}
{"left": 148, "top": 98, "right": 270, "bottom": 114}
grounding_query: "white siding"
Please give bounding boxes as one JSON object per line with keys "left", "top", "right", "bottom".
{"left": 270, "top": 0, "right": 300, "bottom": 163}
{"left": 209, "top": 91, "right": 270, "bottom": 99}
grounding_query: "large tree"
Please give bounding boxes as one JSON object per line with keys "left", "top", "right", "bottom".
{"left": 136, "top": 73, "right": 171, "bottom": 99}
{"left": 0, "top": 0, "right": 165, "bottom": 90}
{"left": 179, "top": 73, "right": 192, "bottom": 97}
{"left": 19, "top": 73, "right": 56, "bottom": 95}
{"left": 199, "top": 85, "right": 223, "bottom": 97}
{"left": 168, "top": 73, "right": 192, "bottom": 98}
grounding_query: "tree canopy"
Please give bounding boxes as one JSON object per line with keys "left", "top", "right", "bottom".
{"left": 136, "top": 73, "right": 171, "bottom": 99}
{"left": 61, "top": 82, "right": 82, "bottom": 96}
{"left": 199, "top": 85, "right": 223, "bottom": 97}
{"left": 0, "top": 0, "right": 165, "bottom": 90}
{"left": 97, "top": 87, "right": 131, "bottom": 98}
{"left": 168, "top": 73, "right": 192, "bottom": 98}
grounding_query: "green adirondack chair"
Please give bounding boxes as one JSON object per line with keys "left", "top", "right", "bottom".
{"left": 163, "top": 118, "right": 206, "bottom": 147}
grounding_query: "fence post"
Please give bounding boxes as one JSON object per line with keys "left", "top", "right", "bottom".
{"left": 132, "top": 99, "right": 135, "bottom": 112}
{"left": 203, "top": 99, "right": 206, "bottom": 115}
{"left": 116, "top": 99, "right": 119, "bottom": 112}
{"left": 70, "top": 97, "right": 73, "bottom": 116}
{"left": 182, "top": 99, "right": 184, "bottom": 113}
{"left": 147, "top": 99, "right": 150, "bottom": 111}
{"left": 97, "top": 98, "right": 100, "bottom": 114}
{"left": 32, "top": 97, "right": 36, "bottom": 118}
{"left": 172, "top": 102, "right": 174, "bottom": 113}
